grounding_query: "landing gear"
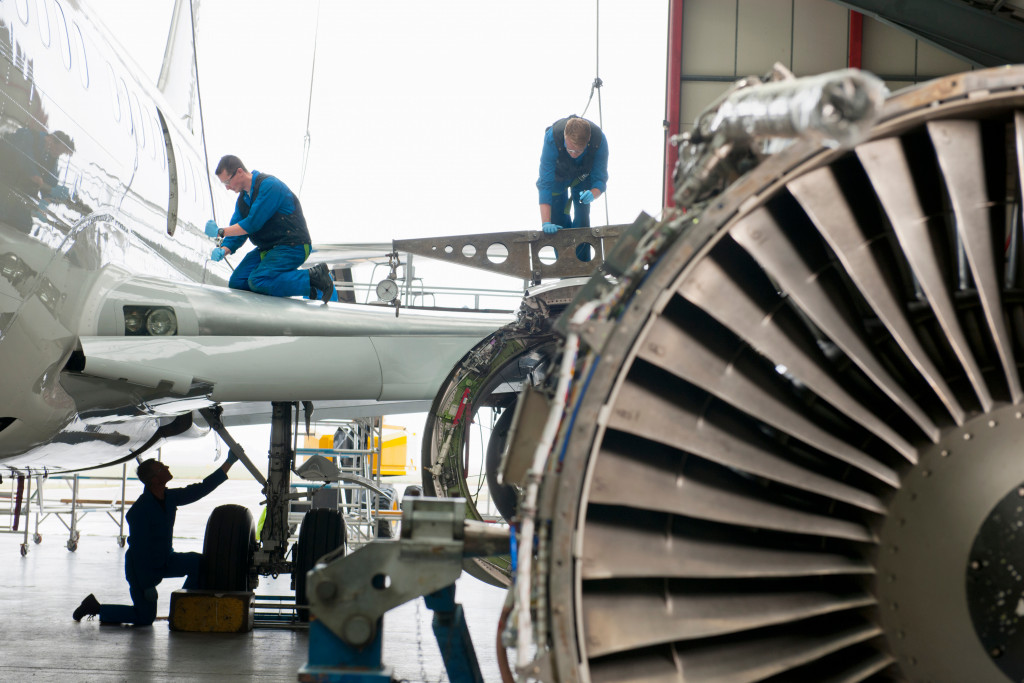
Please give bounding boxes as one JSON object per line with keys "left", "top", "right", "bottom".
{"left": 294, "top": 508, "right": 346, "bottom": 622}
{"left": 199, "top": 504, "right": 256, "bottom": 591}
{"left": 203, "top": 401, "right": 340, "bottom": 618}
{"left": 201, "top": 402, "right": 299, "bottom": 584}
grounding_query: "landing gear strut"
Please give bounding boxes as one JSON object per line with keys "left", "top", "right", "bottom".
{"left": 200, "top": 401, "right": 305, "bottom": 580}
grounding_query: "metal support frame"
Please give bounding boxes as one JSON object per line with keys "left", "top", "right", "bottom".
{"left": 0, "top": 473, "right": 40, "bottom": 555}
{"left": 301, "top": 498, "right": 505, "bottom": 682}
{"left": 33, "top": 467, "right": 131, "bottom": 551}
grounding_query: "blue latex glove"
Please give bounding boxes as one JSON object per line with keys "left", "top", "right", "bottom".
{"left": 48, "top": 185, "right": 70, "bottom": 201}
{"left": 579, "top": 189, "right": 594, "bottom": 204}
{"left": 226, "top": 450, "right": 239, "bottom": 465}
{"left": 542, "top": 222, "right": 560, "bottom": 234}
{"left": 205, "top": 220, "right": 220, "bottom": 238}
{"left": 211, "top": 247, "right": 226, "bottom": 262}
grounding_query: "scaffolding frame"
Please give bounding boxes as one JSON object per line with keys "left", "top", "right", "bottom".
{"left": 292, "top": 416, "right": 392, "bottom": 550}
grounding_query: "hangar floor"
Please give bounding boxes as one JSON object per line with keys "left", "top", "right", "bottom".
{"left": 0, "top": 479, "right": 506, "bottom": 682}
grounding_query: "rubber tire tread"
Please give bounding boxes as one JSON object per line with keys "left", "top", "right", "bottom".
{"left": 295, "top": 507, "right": 346, "bottom": 621}
{"left": 485, "top": 406, "right": 519, "bottom": 523}
{"left": 199, "top": 504, "right": 255, "bottom": 591}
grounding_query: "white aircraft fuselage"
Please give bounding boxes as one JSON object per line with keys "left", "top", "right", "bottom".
{"left": 0, "top": 3, "right": 506, "bottom": 471}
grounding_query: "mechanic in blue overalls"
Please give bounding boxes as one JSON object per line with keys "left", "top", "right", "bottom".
{"left": 205, "top": 154, "right": 335, "bottom": 303}
{"left": 73, "top": 456, "right": 237, "bottom": 625}
{"left": 536, "top": 116, "right": 609, "bottom": 261}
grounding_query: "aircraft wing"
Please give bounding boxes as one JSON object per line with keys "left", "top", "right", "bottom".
{"left": 304, "top": 243, "right": 395, "bottom": 269}
{"left": 68, "top": 272, "right": 508, "bottom": 407}
{"left": 75, "top": 332, "right": 481, "bottom": 403}
{"left": 1, "top": 269, "right": 509, "bottom": 470}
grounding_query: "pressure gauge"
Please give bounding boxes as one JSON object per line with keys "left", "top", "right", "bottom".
{"left": 376, "top": 278, "right": 398, "bottom": 302}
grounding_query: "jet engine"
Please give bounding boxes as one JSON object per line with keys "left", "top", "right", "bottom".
{"left": 499, "top": 66, "right": 1024, "bottom": 682}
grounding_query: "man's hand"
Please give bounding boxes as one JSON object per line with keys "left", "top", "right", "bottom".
{"left": 579, "top": 189, "right": 595, "bottom": 204}
{"left": 205, "top": 220, "right": 220, "bottom": 238}
{"left": 542, "top": 222, "right": 561, "bottom": 234}
{"left": 211, "top": 247, "right": 227, "bottom": 262}
{"left": 226, "top": 450, "right": 239, "bottom": 465}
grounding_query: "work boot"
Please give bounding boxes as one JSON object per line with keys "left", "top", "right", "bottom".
{"left": 73, "top": 593, "right": 100, "bottom": 621}
{"left": 308, "top": 263, "right": 334, "bottom": 304}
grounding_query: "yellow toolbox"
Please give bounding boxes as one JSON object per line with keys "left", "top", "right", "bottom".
{"left": 168, "top": 589, "right": 255, "bottom": 633}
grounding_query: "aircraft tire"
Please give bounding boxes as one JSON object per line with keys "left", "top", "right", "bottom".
{"left": 294, "top": 507, "right": 346, "bottom": 622}
{"left": 199, "top": 504, "right": 255, "bottom": 591}
{"left": 485, "top": 406, "right": 518, "bottom": 522}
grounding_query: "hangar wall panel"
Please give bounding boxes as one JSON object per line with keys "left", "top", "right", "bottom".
{"left": 681, "top": 0, "right": 737, "bottom": 76}
{"left": 736, "top": 0, "right": 793, "bottom": 76}
{"left": 792, "top": 0, "right": 848, "bottom": 75}
{"left": 679, "top": 81, "right": 731, "bottom": 132}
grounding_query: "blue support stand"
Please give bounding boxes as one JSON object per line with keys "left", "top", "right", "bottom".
{"left": 298, "top": 618, "right": 392, "bottom": 683}
{"left": 298, "top": 583, "right": 483, "bottom": 683}
{"left": 425, "top": 584, "right": 485, "bottom": 683}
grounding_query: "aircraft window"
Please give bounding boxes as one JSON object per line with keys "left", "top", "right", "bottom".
{"left": 106, "top": 62, "right": 121, "bottom": 122}
{"left": 72, "top": 23, "right": 88, "bottom": 87}
{"left": 188, "top": 156, "right": 198, "bottom": 202}
{"left": 185, "top": 156, "right": 195, "bottom": 201}
{"left": 53, "top": 0, "right": 70, "bottom": 70}
{"left": 130, "top": 92, "right": 144, "bottom": 148}
{"left": 36, "top": 0, "right": 50, "bottom": 47}
{"left": 16, "top": 0, "right": 29, "bottom": 25}
{"left": 120, "top": 78, "right": 132, "bottom": 134}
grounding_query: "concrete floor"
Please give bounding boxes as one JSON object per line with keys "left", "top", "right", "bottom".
{"left": 0, "top": 478, "right": 507, "bottom": 682}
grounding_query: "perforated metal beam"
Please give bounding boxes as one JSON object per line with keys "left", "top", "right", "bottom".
{"left": 393, "top": 226, "right": 625, "bottom": 282}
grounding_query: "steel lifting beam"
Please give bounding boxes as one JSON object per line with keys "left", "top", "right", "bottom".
{"left": 394, "top": 226, "right": 626, "bottom": 282}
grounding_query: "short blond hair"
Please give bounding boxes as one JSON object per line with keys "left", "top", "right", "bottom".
{"left": 564, "top": 117, "right": 591, "bottom": 148}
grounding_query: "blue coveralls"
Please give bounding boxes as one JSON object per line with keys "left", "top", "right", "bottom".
{"left": 98, "top": 468, "right": 227, "bottom": 626}
{"left": 221, "top": 171, "right": 318, "bottom": 298}
{"left": 536, "top": 119, "right": 609, "bottom": 261}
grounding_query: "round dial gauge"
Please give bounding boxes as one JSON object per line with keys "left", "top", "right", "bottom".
{"left": 376, "top": 278, "right": 398, "bottom": 302}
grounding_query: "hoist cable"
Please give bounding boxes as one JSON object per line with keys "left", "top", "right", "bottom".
{"left": 189, "top": 0, "right": 217, "bottom": 224}
{"left": 298, "top": 0, "right": 322, "bottom": 199}
{"left": 578, "top": 0, "right": 610, "bottom": 225}
{"left": 189, "top": 0, "right": 233, "bottom": 273}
